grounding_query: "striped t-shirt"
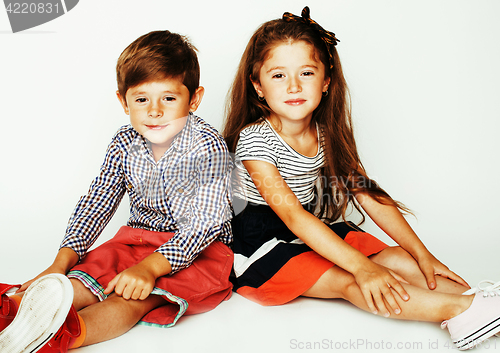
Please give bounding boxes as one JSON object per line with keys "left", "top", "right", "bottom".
{"left": 233, "top": 118, "right": 325, "bottom": 205}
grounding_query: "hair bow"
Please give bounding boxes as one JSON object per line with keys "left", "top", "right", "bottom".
{"left": 283, "top": 6, "right": 339, "bottom": 69}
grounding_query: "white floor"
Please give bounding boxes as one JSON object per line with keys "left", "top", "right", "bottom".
{"left": 72, "top": 292, "right": 498, "bottom": 353}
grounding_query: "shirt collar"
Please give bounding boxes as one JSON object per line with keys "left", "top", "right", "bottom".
{"left": 170, "top": 112, "right": 195, "bottom": 154}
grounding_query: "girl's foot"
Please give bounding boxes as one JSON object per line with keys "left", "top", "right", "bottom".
{"left": 442, "top": 280, "right": 500, "bottom": 350}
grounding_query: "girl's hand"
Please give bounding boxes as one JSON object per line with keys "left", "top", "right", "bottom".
{"left": 104, "top": 263, "right": 156, "bottom": 300}
{"left": 353, "top": 262, "right": 410, "bottom": 317}
{"left": 415, "top": 251, "right": 469, "bottom": 290}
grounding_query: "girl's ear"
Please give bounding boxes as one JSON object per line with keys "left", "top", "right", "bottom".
{"left": 116, "top": 91, "right": 129, "bottom": 115}
{"left": 323, "top": 77, "right": 331, "bottom": 94}
{"left": 251, "top": 78, "right": 265, "bottom": 99}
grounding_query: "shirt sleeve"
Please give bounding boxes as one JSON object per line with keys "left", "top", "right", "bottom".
{"left": 154, "top": 134, "right": 233, "bottom": 274}
{"left": 236, "top": 128, "right": 277, "bottom": 166}
{"left": 60, "top": 135, "right": 126, "bottom": 258}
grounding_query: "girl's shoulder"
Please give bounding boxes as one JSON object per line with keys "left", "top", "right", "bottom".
{"left": 239, "top": 118, "right": 274, "bottom": 141}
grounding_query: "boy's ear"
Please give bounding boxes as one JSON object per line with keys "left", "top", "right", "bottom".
{"left": 189, "top": 86, "right": 205, "bottom": 112}
{"left": 116, "top": 91, "right": 130, "bottom": 115}
{"left": 251, "top": 79, "right": 264, "bottom": 99}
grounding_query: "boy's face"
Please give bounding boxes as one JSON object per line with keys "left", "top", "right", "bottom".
{"left": 117, "top": 78, "right": 204, "bottom": 154}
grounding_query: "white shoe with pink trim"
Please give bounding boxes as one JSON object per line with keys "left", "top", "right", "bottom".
{"left": 441, "top": 280, "right": 500, "bottom": 350}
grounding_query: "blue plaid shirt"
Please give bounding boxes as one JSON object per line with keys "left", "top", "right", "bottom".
{"left": 60, "top": 113, "right": 233, "bottom": 274}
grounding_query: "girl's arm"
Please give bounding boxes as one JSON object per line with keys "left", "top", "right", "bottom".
{"left": 355, "top": 192, "right": 469, "bottom": 290}
{"left": 243, "top": 160, "right": 409, "bottom": 317}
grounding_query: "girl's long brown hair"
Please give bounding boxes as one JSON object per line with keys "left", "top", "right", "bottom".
{"left": 223, "top": 17, "right": 411, "bottom": 223}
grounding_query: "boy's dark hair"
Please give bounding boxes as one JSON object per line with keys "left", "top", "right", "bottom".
{"left": 116, "top": 30, "right": 200, "bottom": 100}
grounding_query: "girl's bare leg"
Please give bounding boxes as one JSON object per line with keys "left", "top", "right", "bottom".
{"left": 369, "top": 247, "right": 468, "bottom": 295}
{"left": 302, "top": 247, "right": 473, "bottom": 321}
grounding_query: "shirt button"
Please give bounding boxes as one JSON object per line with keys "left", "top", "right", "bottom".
{"left": 178, "top": 188, "right": 184, "bottom": 194}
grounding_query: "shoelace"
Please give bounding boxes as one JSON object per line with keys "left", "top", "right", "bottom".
{"left": 462, "top": 280, "right": 500, "bottom": 297}
{"left": 442, "top": 280, "right": 500, "bottom": 331}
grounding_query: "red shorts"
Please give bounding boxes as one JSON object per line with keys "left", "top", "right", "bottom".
{"left": 67, "top": 226, "right": 233, "bottom": 328}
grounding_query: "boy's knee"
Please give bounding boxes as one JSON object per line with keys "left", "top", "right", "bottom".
{"left": 70, "top": 278, "right": 99, "bottom": 310}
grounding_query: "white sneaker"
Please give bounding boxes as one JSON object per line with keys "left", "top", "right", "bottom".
{"left": 0, "top": 274, "right": 74, "bottom": 353}
{"left": 462, "top": 281, "right": 500, "bottom": 339}
{"left": 442, "top": 280, "right": 500, "bottom": 350}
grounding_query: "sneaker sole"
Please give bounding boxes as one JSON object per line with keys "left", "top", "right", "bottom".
{"left": 455, "top": 316, "right": 500, "bottom": 350}
{"left": 0, "top": 274, "right": 74, "bottom": 353}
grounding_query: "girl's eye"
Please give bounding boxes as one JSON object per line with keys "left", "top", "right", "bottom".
{"left": 272, "top": 73, "right": 285, "bottom": 79}
{"left": 302, "top": 71, "right": 314, "bottom": 76}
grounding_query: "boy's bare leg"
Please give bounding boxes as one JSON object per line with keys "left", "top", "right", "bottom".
{"left": 77, "top": 293, "right": 166, "bottom": 346}
{"left": 70, "top": 279, "right": 99, "bottom": 310}
{"left": 69, "top": 278, "right": 166, "bottom": 346}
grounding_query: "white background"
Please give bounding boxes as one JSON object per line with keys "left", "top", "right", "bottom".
{"left": 1, "top": 1, "right": 499, "bottom": 352}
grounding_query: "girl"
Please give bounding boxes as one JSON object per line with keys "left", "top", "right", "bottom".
{"left": 223, "top": 7, "right": 500, "bottom": 351}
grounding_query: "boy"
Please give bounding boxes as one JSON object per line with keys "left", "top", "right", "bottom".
{"left": 0, "top": 30, "right": 234, "bottom": 352}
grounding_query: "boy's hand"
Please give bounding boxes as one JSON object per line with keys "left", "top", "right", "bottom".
{"left": 18, "top": 264, "right": 67, "bottom": 293}
{"left": 104, "top": 263, "right": 156, "bottom": 300}
{"left": 17, "top": 247, "right": 79, "bottom": 293}
{"left": 104, "top": 252, "right": 172, "bottom": 300}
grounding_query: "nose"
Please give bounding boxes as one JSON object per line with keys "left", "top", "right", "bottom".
{"left": 148, "top": 101, "right": 163, "bottom": 118}
{"left": 287, "top": 76, "right": 302, "bottom": 94}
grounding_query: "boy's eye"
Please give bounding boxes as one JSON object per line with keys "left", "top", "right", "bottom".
{"left": 136, "top": 98, "right": 147, "bottom": 103}
{"left": 164, "top": 96, "right": 176, "bottom": 102}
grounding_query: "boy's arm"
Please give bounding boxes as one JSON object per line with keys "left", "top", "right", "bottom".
{"left": 60, "top": 132, "right": 127, "bottom": 258}
{"left": 104, "top": 132, "right": 232, "bottom": 300}
{"left": 18, "top": 132, "right": 127, "bottom": 292}
{"left": 153, "top": 136, "right": 233, "bottom": 274}
{"left": 18, "top": 247, "right": 79, "bottom": 292}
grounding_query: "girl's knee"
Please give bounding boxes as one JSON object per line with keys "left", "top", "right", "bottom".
{"left": 302, "top": 266, "right": 357, "bottom": 299}
{"left": 372, "top": 246, "right": 421, "bottom": 277}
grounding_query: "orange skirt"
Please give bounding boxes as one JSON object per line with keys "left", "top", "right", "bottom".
{"left": 231, "top": 203, "right": 388, "bottom": 306}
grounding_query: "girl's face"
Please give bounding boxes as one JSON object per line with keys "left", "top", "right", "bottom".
{"left": 252, "top": 40, "right": 330, "bottom": 125}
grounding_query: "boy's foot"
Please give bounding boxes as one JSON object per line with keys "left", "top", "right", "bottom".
{"left": 442, "top": 280, "right": 500, "bottom": 350}
{"left": 38, "top": 305, "right": 81, "bottom": 353}
{"left": 0, "top": 274, "right": 74, "bottom": 353}
{"left": 0, "top": 283, "right": 21, "bottom": 331}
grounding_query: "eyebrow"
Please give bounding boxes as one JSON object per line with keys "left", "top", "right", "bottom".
{"left": 129, "top": 90, "right": 179, "bottom": 96}
{"left": 266, "top": 64, "right": 319, "bottom": 73}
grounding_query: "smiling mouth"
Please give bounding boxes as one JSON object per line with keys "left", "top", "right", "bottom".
{"left": 285, "top": 99, "right": 306, "bottom": 105}
{"left": 146, "top": 124, "right": 168, "bottom": 130}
